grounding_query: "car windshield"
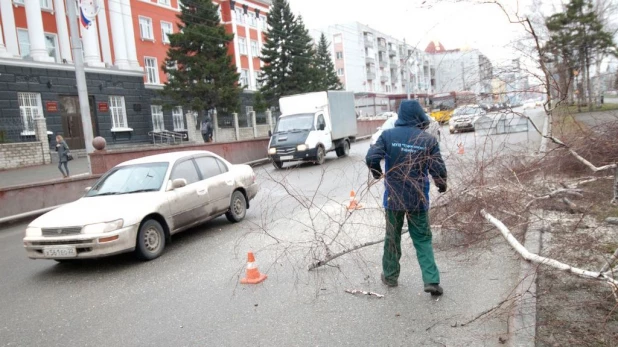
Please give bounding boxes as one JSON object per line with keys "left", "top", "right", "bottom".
{"left": 454, "top": 107, "right": 480, "bottom": 116}
{"left": 86, "top": 162, "right": 169, "bottom": 197}
{"left": 275, "top": 114, "right": 315, "bottom": 132}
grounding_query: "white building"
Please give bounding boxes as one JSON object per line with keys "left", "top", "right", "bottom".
{"left": 310, "top": 22, "right": 434, "bottom": 96}
{"left": 425, "top": 42, "right": 493, "bottom": 96}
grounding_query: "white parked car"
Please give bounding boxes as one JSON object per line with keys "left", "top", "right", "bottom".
{"left": 449, "top": 105, "right": 486, "bottom": 134}
{"left": 370, "top": 112, "right": 441, "bottom": 146}
{"left": 23, "top": 151, "right": 259, "bottom": 261}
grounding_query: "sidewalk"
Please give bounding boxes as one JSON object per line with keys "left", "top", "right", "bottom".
{"left": 0, "top": 157, "right": 91, "bottom": 189}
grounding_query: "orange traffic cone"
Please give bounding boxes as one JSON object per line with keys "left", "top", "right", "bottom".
{"left": 240, "top": 252, "right": 267, "bottom": 284}
{"left": 457, "top": 143, "right": 464, "bottom": 155}
{"left": 347, "top": 190, "right": 359, "bottom": 210}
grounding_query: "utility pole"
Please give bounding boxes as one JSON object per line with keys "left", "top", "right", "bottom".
{"left": 66, "top": 0, "right": 94, "bottom": 173}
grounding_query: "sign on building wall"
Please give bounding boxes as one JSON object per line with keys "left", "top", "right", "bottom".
{"left": 97, "top": 102, "right": 108, "bottom": 112}
{"left": 46, "top": 101, "right": 58, "bottom": 112}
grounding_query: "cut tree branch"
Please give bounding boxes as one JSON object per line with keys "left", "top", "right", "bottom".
{"left": 600, "top": 248, "right": 618, "bottom": 274}
{"left": 481, "top": 210, "right": 618, "bottom": 292}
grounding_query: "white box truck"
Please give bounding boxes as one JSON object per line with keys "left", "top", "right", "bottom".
{"left": 267, "top": 91, "right": 358, "bottom": 169}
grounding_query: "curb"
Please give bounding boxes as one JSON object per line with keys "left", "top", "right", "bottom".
{"left": 508, "top": 211, "right": 543, "bottom": 346}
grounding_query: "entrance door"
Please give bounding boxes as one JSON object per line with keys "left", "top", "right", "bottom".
{"left": 59, "top": 96, "right": 85, "bottom": 149}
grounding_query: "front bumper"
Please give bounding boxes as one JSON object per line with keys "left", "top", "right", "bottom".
{"left": 23, "top": 224, "right": 139, "bottom": 260}
{"left": 268, "top": 147, "right": 318, "bottom": 162}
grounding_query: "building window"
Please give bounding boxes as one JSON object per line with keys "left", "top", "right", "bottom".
{"left": 235, "top": 8, "right": 244, "bottom": 24}
{"left": 13, "top": 0, "right": 52, "bottom": 10}
{"left": 151, "top": 105, "right": 165, "bottom": 132}
{"left": 255, "top": 70, "right": 262, "bottom": 88}
{"left": 248, "top": 13, "right": 257, "bottom": 27}
{"left": 17, "top": 29, "right": 59, "bottom": 62}
{"left": 109, "top": 96, "right": 128, "bottom": 129}
{"left": 17, "top": 93, "right": 42, "bottom": 136}
{"left": 17, "top": 29, "right": 30, "bottom": 58}
{"left": 161, "top": 21, "right": 173, "bottom": 44}
{"left": 139, "top": 17, "right": 154, "bottom": 41}
{"left": 337, "top": 68, "right": 344, "bottom": 76}
{"left": 158, "top": 0, "right": 171, "bottom": 6}
{"left": 165, "top": 60, "right": 177, "bottom": 81}
{"left": 260, "top": 15, "right": 267, "bottom": 31}
{"left": 250, "top": 40, "right": 258, "bottom": 57}
{"left": 145, "top": 57, "right": 159, "bottom": 84}
{"left": 238, "top": 37, "right": 247, "bottom": 55}
{"left": 44, "top": 33, "right": 59, "bottom": 63}
{"left": 239, "top": 69, "right": 249, "bottom": 87}
{"left": 172, "top": 106, "right": 185, "bottom": 131}
{"left": 336, "top": 52, "right": 343, "bottom": 60}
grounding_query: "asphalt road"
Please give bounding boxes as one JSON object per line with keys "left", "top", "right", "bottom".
{"left": 0, "top": 108, "right": 545, "bottom": 347}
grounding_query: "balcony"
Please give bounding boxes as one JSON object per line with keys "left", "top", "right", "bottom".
{"left": 377, "top": 41, "right": 387, "bottom": 52}
{"left": 380, "top": 75, "right": 389, "bottom": 83}
{"left": 389, "top": 48, "right": 397, "bottom": 57}
{"left": 365, "top": 56, "right": 375, "bottom": 64}
{"left": 390, "top": 62, "right": 398, "bottom": 69}
{"left": 364, "top": 37, "right": 374, "bottom": 48}
{"left": 391, "top": 74, "right": 399, "bottom": 82}
{"left": 366, "top": 72, "right": 376, "bottom": 80}
{"left": 379, "top": 60, "right": 387, "bottom": 68}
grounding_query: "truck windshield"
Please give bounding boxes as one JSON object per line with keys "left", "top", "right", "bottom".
{"left": 275, "top": 114, "right": 315, "bottom": 133}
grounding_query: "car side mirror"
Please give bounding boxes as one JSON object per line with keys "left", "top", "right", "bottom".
{"left": 171, "top": 178, "right": 187, "bottom": 190}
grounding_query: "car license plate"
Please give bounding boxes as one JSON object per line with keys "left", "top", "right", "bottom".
{"left": 43, "top": 246, "right": 77, "bottom": 258}
{"left": 280, "top": 155, "right": 293, "bottom": 160}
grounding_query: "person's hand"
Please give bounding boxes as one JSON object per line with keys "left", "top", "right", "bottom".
{"left": 56, "top": 144, "right": 60, "bottom": 147}
{"left": 437, "top": 181, "right": 447, "bottom": 193}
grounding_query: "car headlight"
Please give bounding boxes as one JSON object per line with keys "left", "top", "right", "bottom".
{"left": 297, "top": 144, "right": 307, "bottom": 151}
{"left": 82, "top": 219, "right": 124, "bottom": 234}
{"left": 268, "top": 148, "right": 277, "bottom": 155}
{"left": 25, "top": 227, "right": 42, "bottom": 237}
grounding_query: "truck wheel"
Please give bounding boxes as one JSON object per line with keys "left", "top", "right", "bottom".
{"left": 315, "top": 146, "right": 326, "bottom": 165}
{"left": 272, "top": 160, "right": 283, "bottom": 170}
{"left": 336, "top": 140, "right": 350, "bottom": 158}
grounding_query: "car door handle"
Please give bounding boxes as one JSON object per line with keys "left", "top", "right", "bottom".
{"left": 197, "top": 189, "right": 207, "bottom": 196}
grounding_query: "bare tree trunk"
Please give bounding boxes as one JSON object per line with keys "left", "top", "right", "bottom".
{"left": 595, "top": 54, "right": 603, "bottom": 108}
{"left": 586, "top": 54, "right": 594, "bottom": 112}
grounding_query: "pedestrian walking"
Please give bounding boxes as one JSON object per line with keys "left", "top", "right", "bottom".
{"left": 55, "top": 135, "right": 71, "bottom": 178}
{"left": 201, "top": 116, "right": 213, "bottom": 142}
{"left": 365, "top": 100, "right": 448, "bottom": 296}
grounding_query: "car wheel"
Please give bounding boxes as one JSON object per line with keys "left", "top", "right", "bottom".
{"left": 336, "top": 140, "right": 350, "bottom": 158}
{"left": 315, "top": 146, "right": 326, "bottom": 165}
{"left": 136, "top": 219, "right": 166, "bottom": 260}
{"left": 226, "top": 190, "right": 247, "bottom": 223}
{"left": 272, "top": 160, "right": 283, "bottom": 170}
{"left": 449, "top": 129, "right": 454, "bottom": 134}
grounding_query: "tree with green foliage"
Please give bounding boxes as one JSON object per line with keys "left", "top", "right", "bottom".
{"left": 314, "top": 33, "right": 343, "bottom": 91}
{"left": 546, "top": 0, "right": 616, "bottom": 111}
{"left": 260, "top": 0, "right": 319, "bottom": 107}
{"left": 160, "top": 0, "right": 241, "bottom": 119}
{"left": 252, "top": 91, "right": 269, "bottom": 113}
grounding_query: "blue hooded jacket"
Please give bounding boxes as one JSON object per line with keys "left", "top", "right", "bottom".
{"left": 365, "top": 100, "right": 447, "bottom": 211}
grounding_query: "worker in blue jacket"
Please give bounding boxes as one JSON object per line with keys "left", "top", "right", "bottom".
{"left": 366, "top": 99, "right": 448, "bottom": 295}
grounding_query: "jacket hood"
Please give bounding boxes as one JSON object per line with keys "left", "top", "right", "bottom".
{"left": 395, "top": 100, "right": 430, "bottom": 130}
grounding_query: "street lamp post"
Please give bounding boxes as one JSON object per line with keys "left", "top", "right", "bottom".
{"left": 66, "top": 0, "right": 99, "bottom": 174}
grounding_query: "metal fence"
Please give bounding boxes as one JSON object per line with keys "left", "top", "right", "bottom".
{"left": 475, "top": 113, "right": 530, "bottom": 136}
{"left": 0, "top": 118, "right": 37, "bottom": 144}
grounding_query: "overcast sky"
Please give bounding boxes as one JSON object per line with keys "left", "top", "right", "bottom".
{"left": 287, "top": 0, "right": 562, "bottom": 66}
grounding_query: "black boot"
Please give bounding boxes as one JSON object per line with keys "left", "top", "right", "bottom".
{"left": 424, "top": 283, "right": 443, "bottom": 296}
{"left": 381, "top": 273, "right": 398, "bottom": 287}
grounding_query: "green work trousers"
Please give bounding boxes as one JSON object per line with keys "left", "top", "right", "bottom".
{"left": 383, "top": 210, "right": 440, "bottom": 285}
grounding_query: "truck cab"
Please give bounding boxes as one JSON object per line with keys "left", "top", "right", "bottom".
{"left": 267, "top": 91, "right": 357, "bottom": 169}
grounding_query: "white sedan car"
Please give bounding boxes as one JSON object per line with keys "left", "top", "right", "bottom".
{"left": 23, "top": 151, "right": 259, "bottom": 261}
{"left": 370, "top": 112, "right": 441, "bottom": 146}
